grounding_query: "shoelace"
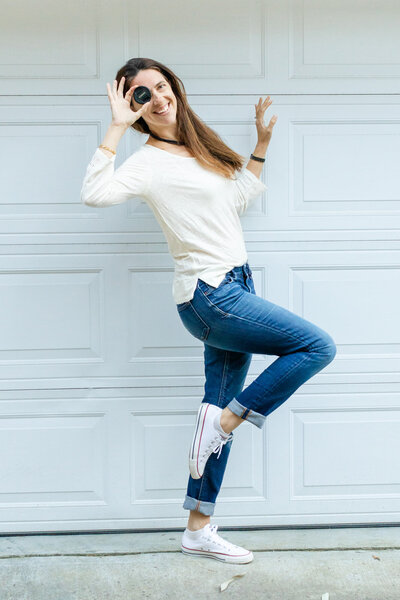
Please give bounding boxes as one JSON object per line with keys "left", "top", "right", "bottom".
{"left": 205, "top": 524, "right": 231, "bottom": 550}
{"left": 211, "top": 432, "right": 233, "bottom": 459}
{"left": 209, "top": 524, "right": 218, "bottom": 534}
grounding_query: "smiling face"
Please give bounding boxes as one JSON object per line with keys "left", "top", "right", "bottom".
{"left": 129, "top": 68, "right": 178, "bottom": 135}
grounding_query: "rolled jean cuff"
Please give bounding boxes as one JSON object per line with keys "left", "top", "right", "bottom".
{"left": 183, "top": 494, "right": 215, "bottom": 516}
{"left": 226, "top": 398, "right": 266, "bottom": 429}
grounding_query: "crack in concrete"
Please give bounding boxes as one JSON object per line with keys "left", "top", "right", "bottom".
{"left": 0, "top": 547, "right": 398, "bottom": 560}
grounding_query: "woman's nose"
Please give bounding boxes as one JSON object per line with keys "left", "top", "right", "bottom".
{"left": 152, "top": 91, "right": 165, "bottom": 104}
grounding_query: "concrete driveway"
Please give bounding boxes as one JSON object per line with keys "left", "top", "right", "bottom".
{"left": 0, "top": 526, "right": 399, "bottom": 599}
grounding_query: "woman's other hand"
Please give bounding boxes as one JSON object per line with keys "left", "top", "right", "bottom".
{"left": 254, "top": 96, "right": 278, "bottom": 145}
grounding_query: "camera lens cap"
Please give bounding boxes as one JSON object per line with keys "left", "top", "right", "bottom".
{"left": 133, "top": 86, "right": 151, "bottom": 105}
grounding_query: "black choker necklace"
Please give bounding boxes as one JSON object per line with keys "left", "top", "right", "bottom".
{"left": 148, "top": 130, "right": 184, "bottom": 145}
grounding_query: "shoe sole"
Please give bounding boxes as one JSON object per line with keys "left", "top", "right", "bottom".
{"left": 181, "top": 546, "right": 254, "bottom": 564}
{"left": 189, "top": 403, "right": 209, "bottom": 479}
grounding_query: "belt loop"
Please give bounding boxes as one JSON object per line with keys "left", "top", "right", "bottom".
{"left": 242, "top": 261, "right": 250, "bottom": 283}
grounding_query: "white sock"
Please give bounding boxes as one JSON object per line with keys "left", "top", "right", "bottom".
{"left": 186, "top": 524, "right": 208, "bottom": 537}
{"left": 214, "top": 413, "right": 230, "bottom": 437}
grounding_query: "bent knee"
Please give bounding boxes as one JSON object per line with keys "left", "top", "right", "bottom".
{"left": 314, "top": 332, "right": 337, "bottom": 364}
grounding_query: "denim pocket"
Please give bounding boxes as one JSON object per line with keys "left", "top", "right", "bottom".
{"left": 176, "top": 301, "right": 210, "bottom": 341}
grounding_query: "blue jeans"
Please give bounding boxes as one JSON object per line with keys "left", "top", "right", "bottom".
{"left": 176, "top": 261, "right": 337, "bottom": 516}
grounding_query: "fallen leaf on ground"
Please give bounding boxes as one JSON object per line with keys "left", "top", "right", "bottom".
{"left": 220, "top": 572, "right": 246, "bottom": 592}
{"left": 372, "top": 555, "right": 381, "bottom": 560}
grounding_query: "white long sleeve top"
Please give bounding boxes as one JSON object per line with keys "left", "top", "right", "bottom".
{"left": 80, "top": 143, "right": 267, "bottom": 304}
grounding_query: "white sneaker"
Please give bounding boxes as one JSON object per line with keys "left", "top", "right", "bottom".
{"left": 189, "top": 403, "right": 233, "bottom": 479}
{"left": 181, "top": 523, "right": 253, "bottom": 563}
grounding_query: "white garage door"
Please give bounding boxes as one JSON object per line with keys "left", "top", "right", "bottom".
{"left": 1, "top": 0, "right": 400, "bottom": 533}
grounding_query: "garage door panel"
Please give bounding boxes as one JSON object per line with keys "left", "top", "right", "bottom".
{"left": 291, "top": 0, "right": 400, "bottom": 83}
{"left": 0, "top": 412, "right": 106, "bottom": 503}
{"left": 131, "top": 411, "right": 265, "bottom": 504}
{"left": 293, "top": 406, "right": 400, "bottom": 496}
{"left": 291, "top": 264, "right": 400, "bottom": 365}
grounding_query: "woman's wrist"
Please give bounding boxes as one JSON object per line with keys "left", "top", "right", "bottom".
{"left": 246, "top": 141, "right": 268, "bottom": 179}
{"left": 98, "top": 122, "right": 129, "bottom": 158}
{"left": 252, "top": 140, "right": 268, "bottom": 159}
{"left": 110, "top": 121, "right": 130, "bottom": 131}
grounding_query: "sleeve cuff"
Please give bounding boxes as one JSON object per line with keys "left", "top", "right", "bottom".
{"left": 90, "top": 146, "right": 116, "bottom": 166}
{"left": 242, "top": 167, "right": 267, "bottom": 193}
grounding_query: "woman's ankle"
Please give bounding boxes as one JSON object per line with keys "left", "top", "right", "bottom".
{"left": 187, "top": 510, "right": 210, "bottom": 531}
{"left": 219, "top": 407, "right": 243, "bottom": 434}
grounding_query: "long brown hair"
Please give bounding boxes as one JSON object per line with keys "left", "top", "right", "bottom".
{"left": 115, "top": 58, "right": 246, "bottom": 179}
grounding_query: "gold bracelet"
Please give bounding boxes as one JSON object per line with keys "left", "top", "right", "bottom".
{"left": 99, "top": 144, "right": 116, "bottom": 155}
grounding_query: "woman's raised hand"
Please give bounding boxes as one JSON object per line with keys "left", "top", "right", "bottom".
{"left": 254, "top": 96, "right": 278, "bottom": 145}
{"left": 106, "top": 76, "right": 152, "bottom": 128}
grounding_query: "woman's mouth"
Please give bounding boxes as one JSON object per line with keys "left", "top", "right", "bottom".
{"left": 154, "top": 102, "right": 170, "bottom": 116}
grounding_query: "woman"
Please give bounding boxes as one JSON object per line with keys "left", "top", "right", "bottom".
{"left": 80, "top": 57, "right": 337, "bottom": 565}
